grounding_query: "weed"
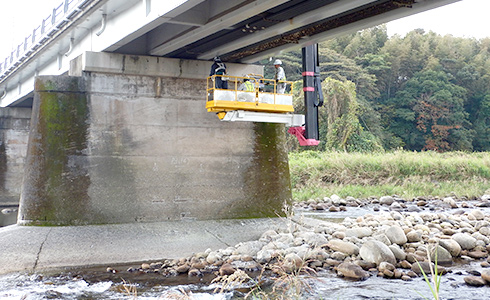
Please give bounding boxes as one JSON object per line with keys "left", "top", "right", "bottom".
{"left": 415, "top": 246, "right": 442, "bottom": 300}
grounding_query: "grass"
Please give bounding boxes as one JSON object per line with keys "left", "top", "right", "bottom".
{"left": 289, "top": 150, "right": 490, "bottom": 201}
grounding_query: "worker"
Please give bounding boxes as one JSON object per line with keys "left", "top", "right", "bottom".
{"left": 237, "top": 77, "right": 255, "bottom": 102}
{"left": 273, "top": 59, "right": 286, "bottom": 93}
{"left": 238, "top": 78, "right": 255, "bottom": 91}
{"left": 209, "top": 57, "right": 228, "bottom": 89}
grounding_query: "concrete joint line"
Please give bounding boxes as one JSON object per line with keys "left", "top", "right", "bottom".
{"left": 205, "top": 229, "right": 230, "bottom": 248}
{"left": 33, "top": 228, "right": 52, "bottom": 271}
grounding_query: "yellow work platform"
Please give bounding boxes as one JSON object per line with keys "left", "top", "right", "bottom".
{"left": 206, "top": 74, "right": 294, "bottom": 119}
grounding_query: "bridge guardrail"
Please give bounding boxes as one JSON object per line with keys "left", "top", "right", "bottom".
{"left": 0, "top": 0, "right": 93, "bottom": 80}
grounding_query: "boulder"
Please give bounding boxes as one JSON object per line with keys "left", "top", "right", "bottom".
{"left": 360, "top": 240, "right": 396, "bottom": 265}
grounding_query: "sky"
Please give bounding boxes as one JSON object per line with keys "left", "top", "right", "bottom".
{"left": 0, "top": 0, "right": 489, "bottom": 61}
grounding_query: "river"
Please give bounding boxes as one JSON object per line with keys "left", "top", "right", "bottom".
{"left": 1, "top": 204, "right": 489, "bottom": 299}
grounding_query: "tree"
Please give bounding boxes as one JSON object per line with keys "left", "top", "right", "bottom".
{"left": 391, "top": 70, "right": 472, "bottom": 151}
{"left": 322, "top": 78, "right": 382, "bottom": 152}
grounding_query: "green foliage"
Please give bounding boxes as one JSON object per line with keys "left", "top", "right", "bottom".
{"left": 277, "top": 26, "right": 490, "bottom": 152}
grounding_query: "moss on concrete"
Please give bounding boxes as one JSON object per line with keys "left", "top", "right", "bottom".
{"left": 224, "top": 123, "right": 292, "bottom": 219}
{"left": 19, "top": 76, "right": 92, "bottom": 226}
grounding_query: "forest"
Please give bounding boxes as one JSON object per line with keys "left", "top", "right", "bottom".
{"left": 262, "top": 25, "right": 490, "bottom": 153}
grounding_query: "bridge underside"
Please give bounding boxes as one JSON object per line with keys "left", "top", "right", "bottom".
{"left": 118, "top": 0, "right": 459, "bottom": 63}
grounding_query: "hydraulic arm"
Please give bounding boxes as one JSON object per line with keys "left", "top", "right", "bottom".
{"left": 288, "top": 44, "right": 324, "bottom": 146}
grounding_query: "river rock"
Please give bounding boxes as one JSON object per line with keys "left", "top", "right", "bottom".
{"left": 374, "top": 234, "right": 392, "bottom": 246}
{"left": 346, "top": 227, "right": 373, "bottom": 238}
{"left": 388, "top": 244, "right": 407, "bottom": 260}
{"left": 360, "top": 240, "right": 396, "bottom": 265}
{"left": 298, "top": 231, "right": 329, "bottom": 247}
{"left": 219, "top": 263, "right": 236, "bottom": 276}
{"left": 467, "top": 250, "right": 488, "bottom": 259}
{"left": 380, "top": 196, "right": 394, "bottom": 205}
{"left": 284, "top": 253, "right": 303, "bottom": 272}
{"left": 385, "top": 226, "right": 407, "bottom": 245}
{"left": 452, "top": 233, "right": 477, "bottom": 250}
{"left": 439, "top": 239, "right": 461, "bottom": 257}
{"left": 469, "top": 209, "right": 485, "bottom": 220}
{"left": 428, "top": 244, "right": 453, "bottom": 266}
{"left": 406, "top": 230, "right": 422, "bottom": 242}
{"left": 256, "top": 249, "right": 273, "bottom": 263}
{"left": 327, "top": 239, "right": 360, "bottom": 256}
{"left": 336, "top": 262, "right": 370, "bottom": 280}
{"left": 481, "top": 269, "right": 490, "bottom": 283}
{"left": 464, "top": 276, "right": 486, "bottom": 287}
{"left": 235, "top": 241, "right": 265, "bottom": 257}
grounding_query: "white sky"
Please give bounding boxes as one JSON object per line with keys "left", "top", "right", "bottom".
{"left": 0, "top": 0, "right": 489, "bottom": 60}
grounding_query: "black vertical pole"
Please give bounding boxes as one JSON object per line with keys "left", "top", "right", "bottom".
{"left": 302, "top": 44, "right": 322, "bottom": 140}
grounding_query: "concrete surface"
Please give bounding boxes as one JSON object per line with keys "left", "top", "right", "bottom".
{"left": 19, "top": 53, "right": 291, "bottom": 226}
{"left": 0, "top": 218, "right": 282, "bottom": 275}
{"left": 0, "top": 107, "right": 31, "bottom": 206}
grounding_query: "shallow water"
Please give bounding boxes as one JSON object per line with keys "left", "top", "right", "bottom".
{"left": 1, "top": 263, "right": 489, "bottom": 300}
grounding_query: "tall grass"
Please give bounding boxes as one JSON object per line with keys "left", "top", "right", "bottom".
{"left": 289, "top": 150, "right": 490, "bottom": 201}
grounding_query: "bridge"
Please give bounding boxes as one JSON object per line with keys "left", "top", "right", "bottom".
{"left": 0, "top": 0, "right": 460, "bottom": 226}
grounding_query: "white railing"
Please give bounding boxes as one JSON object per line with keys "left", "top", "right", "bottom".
{"left": 0, "top": 0, "right": 94, "bottom": 79}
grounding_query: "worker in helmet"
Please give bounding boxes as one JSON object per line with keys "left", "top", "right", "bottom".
{"left": 238, "top": 77, "right": 255, "bottom": 92}
{"left": 273, "top": 59, "right": 286, "bottom": 93}
{"left": 210, "top": 56, "right": 228, "bottom": 89}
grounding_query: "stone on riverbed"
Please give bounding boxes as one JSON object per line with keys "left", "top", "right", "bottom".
{"left": 481, "top": 269, "right": 490, "bottom": 283}
{"left": 336, "top": 262, "right": 370, "bottom": 280}
{"left": 385, "top": 225, "right": 407, "bottom": 245}
{"left": 345, "top": 227, "right": 373, "bottom": 238}
{"left": 452, "top": 233, "right": 477, "bottom": 250}
{"left": 439, "top": 238, "right": 462, "bottom": 257}
{"left": 327, "top": 239, "right": 360, "bottom": 256}
{"left": 380, "top": 196, "right": 394, "bottom": 205}
{"left": 464, "top": 276, "right": 486, "bottom": 287}
{"left": 428, "top": 244, "right": 453, "bottom": 266}
{"left": 360, "top": 240, "right": 396, "bottom": 265}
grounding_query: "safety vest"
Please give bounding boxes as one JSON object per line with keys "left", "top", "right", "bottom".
{"left": 244, "top": 80, "right": 254, "bottom": 91}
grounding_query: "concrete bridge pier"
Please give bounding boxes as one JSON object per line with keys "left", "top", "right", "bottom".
{"left": 0, "top": 107, "right": 31, "bottom": 225}
{"left": 18, "top": 51, "right": 292, "bottom": 226}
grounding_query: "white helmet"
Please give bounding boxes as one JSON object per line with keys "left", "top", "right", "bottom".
{"left": 273, "top": 59, "right": 282, "bottom": 65}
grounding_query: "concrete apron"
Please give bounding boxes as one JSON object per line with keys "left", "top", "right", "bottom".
{"left": 0, "top": 218, "right": 282, "bottom": 275}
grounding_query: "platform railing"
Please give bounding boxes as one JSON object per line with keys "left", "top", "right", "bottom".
{"left": 206, "top": 74, "right": 294, "bottom": 114}
{"left": 0, "top": 0, "right": 94, "bottom": 79}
